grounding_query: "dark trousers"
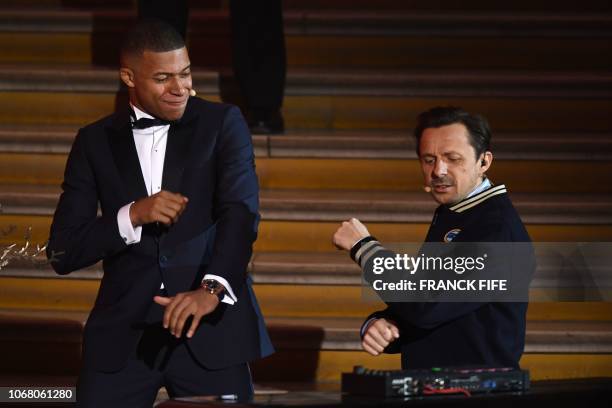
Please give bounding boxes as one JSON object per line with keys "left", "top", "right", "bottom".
{"left": 230, "top": 0, "right": 286, "bottom": 119}
{"left": 76, "top": 325, "right": 253, "bottom": 408}
{"left": 138, "top": 0, "right": 188, "bottom": 39}
{"left": 139, "top": 0, "right": 286, "bottom": 119}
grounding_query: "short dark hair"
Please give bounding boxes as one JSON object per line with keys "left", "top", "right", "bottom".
{"left": 121, "top": 18, "right": 185, "bottom": 59}
{"left": 414, "top": 106, "right": 492, "bottom": 160}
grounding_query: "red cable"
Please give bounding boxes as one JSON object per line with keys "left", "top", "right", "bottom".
{"left": 423, "top": 385, "right": 471, "bottom": 397}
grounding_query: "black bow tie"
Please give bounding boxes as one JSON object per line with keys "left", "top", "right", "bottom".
{"left": 131, "top": 117, "right": 172, "bottom": 129}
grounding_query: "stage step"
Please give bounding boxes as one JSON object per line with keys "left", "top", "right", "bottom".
{"left": 0, "top": 8, "right": 612, "bottom": 69}
{"left": 2, "top": 248, "right": 610, "bottom": 303}
{"left": 5, "top": 307, "right": 612, "bottom": 354}
{"left": 282, "top": 0, "right": 612, "bottom": 12}
{"left": 4, "top": 0, "right": 612, "bottom": 12}
{"left": 3, "top": 62, "right": 612, "bottom": 113}
{"left": 1, "top": 273, "right": 612, "bottom": 319}
{"left": 2, "top": 91, "right": 608, "bottom": 131}
{"left": 1, "top": 153, "right": 611, "bottom": 193}
{"left": 1, "top": 308, "right": 611, "bottom": 382}
{"left": 1, "top": 124, "right": 611, "bottom": 161}
{"left": 0, "top": 10, "right": 610, "bottom": 70}
{"left": 1, "top": 66, "right": 611, "bottom": 131}
{"left": 2, "top": 215, "right": 612, "bottom": 254}
{"left": 2, "top": 185, "right": 612, "bottom": 225}
{"left": 272, "top": 70, "right": 612, "bottom": 99}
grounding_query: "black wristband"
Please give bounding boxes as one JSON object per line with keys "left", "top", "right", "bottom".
{"left": 350, "top": 235, "right": 377, "bottom": 263}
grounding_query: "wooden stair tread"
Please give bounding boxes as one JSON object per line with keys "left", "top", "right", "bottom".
{"left": 3, "top": 219, "right": 611, "bottom": 255}
{"left": 281, "top": 0, "right": 612, "bottom": 12}
{"left": 1, "top": 124, "right": 611, "bottom": 161}
{"left": 2, "top": 184, "right": 611, "bottom": 224}
{"left": 266, "top": 131, "right": 612, "bottom": 161}
{"left": 2, "top": 65, "right": 612, "bottom": 98}
{"left": 0, "top": 65, "right": 218, "bottom": 93}
{"left": 1, "top": 9, "right": 611, "bottom": 37}
{"left": 1, "top": 274, "right": 611, "bottom": 318}
{"left": 2, "top": 20, "right": 609, "bottom": 69}
{"left": 1, "top": 308, "right": 611, "bottom": 353}
{"left": 0, "top": 94, "right": 609, "bottom": 133}
{"left": 260, "top": 190, "right": 612, "bottom": 224}
{"left": 2, "top": 248, "right": 611, "bottom": 293}
{"left": 254, "top": 251, "right": 612, "bottom": 291}
{"left": 4, "top": 0, "right": 612, "bottom": 12}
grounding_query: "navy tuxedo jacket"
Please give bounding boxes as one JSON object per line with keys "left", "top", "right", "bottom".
{"left": 47, "top": 97, "right": 271, "bottom": 372}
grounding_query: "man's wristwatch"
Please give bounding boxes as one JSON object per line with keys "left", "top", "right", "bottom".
{"left": 200, "top": 279, "right": 225, "bottom": 302}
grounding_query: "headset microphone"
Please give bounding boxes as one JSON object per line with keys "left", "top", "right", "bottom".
{"left": 423, "top": 186, "right": 432, "bottom": 193}
{"left": 189, "top": 89, "right": 197, "bottom": 97}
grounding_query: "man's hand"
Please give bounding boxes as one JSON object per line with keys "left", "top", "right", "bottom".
{"left": 362, "top": 318, "right": 400, "bottom": 356}
{"left": 153, "top": 289, "right": 219, "bottom": 338}
{"left": 130, "top": 190, "right": 188, "bottom": 227}
{"left": 332, "top": 218, "right": 371, "bottom": 251}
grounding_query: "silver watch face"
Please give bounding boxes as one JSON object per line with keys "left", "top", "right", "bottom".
{"left": 204, "top": 279, "right": 219, "bottom": 290}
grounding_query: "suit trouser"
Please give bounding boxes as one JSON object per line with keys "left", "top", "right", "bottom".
{"left": 76, "top": 324, "right": 253, "bottom": 408}
{"left": 138, "top": 0, "right": 188, "bottom": 39}
{"left": 230, "top": 0, "right": 286, "bottom": 118}
{"left": 139, "top": 0, "right": 286, "bottom": 118}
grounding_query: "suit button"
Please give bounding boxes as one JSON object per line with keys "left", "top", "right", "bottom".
{"left": 159, "top": 255, "right": 168, "bottom": 263}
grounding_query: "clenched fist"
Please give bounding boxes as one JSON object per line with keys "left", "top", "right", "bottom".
{"left": 362, "top": 318, "right": 400, "bottom": 356}
{"left": 332, "top": 217, "right": 371, "bottom": 251}
{"left": 130, "top": 190, "right": 188, "bottom": 227}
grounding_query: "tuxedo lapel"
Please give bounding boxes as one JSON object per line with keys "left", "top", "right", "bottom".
{"left": 106, "top": 108, "right": 149, "bottom": 204}
{"left": 162, "top": 101, "right": 199, "bottom": 194}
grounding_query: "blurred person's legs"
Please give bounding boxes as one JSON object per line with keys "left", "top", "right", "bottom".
{"left": 138, "top": 0, "right": 188, "bottom": 40}
{"left": 231, "top": 0, "right": 286, "bottom": 134}
{"left": 138, "top": 0, "right": 286, "bottom": 134}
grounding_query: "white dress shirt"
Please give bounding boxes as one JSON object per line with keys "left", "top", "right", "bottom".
{"left": 116, "top": 104, "right": 237, "bottom": 305}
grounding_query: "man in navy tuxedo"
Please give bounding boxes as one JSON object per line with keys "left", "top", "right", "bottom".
{"left": 47, "top": 19, "right": 271, "bottom": 407}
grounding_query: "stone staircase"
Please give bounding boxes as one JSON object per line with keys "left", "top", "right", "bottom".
{"left": 1, "top": 0, "right": 612, "bottom": 388}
